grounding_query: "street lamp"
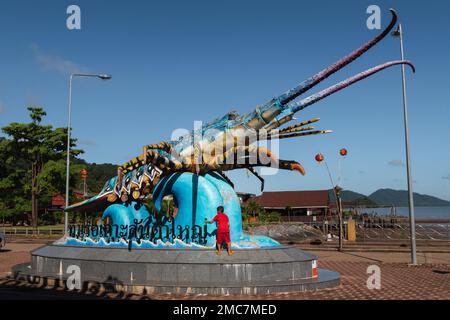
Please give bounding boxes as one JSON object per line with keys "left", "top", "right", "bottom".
{"left": 64, "top": 73, "right": 112, "bottom": 237}
{"left": 315, "top": 152, "right": 344, "bottom": 251}
{"left": 391, "top": 24, "right": 417, "bottom": 265}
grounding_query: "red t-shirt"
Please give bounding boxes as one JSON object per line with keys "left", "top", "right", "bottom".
{"left": 213, "top": 212, "right": 230, "bottom": 233}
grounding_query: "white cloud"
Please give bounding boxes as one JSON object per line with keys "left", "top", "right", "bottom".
{"left": 31, "top": 43, "right": 88, "bottom": 75}
{"left": 388, "top": 159, "right": 405, "bottom": 167}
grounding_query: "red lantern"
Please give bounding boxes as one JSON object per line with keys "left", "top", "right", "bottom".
{"left": 339, "top": 148, "right": 348, "bottom": 156}
{"left": 315, "top": 153, "right": 324, "bottom": 162}
{"left": 80, "top": 169, "right": 88, "bottom": 179}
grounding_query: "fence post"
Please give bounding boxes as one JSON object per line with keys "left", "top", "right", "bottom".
{"left": 363, "top": 222, "right": 366, "bottom": 243}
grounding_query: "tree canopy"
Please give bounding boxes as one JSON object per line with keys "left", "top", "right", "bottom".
{"left": 0, "top": 107, "right": 83, "bottom": 226}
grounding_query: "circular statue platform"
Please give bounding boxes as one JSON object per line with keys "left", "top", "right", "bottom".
{"left": 13, "top": 244, "right": 340, "bottom": 295}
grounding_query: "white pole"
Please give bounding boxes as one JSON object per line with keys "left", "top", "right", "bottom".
{"left": 63, "top": 73, "right": 111, "bottom": 237}
{"left": 64, "top": 75, "right": 74, "bottom": 237}
{"left": 397, "top": 24, "right": 417, "bottom": 265}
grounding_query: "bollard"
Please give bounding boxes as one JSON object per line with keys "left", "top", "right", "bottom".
{"left": 347, "top": 218, "right": 356, "bottom": 241}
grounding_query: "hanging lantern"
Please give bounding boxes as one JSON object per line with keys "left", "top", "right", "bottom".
{"left": 315, "top": 153, "right": 324, "bottom": 162}
{"left": 339, "top": 148, "right": 348, "bottom": 156}
{"left": 80, "top": 169, "right": 88, "bottom": 179}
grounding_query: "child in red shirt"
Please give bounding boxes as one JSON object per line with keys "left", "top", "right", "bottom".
{"left": 205, "top": 206, "right": 234, "bottom": 255}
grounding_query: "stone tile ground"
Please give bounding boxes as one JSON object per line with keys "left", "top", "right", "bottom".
{"left": 0, "top": 242, "right": 449, "bottom": 300}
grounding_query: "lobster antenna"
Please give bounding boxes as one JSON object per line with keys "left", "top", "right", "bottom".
{"left": 290, "top": 60, "right": 415, "bottom": 114}
{"left": 277, "top": 9, "right": 398, "bottom": 105}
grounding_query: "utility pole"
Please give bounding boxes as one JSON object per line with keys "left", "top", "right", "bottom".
{"left": 392, "top": 24, "right": 417, "bottom": 265}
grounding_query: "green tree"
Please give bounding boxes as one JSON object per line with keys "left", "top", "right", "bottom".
{"left": 0, "top": 137, "right": 29, "bottom": 221}
{"left": 242, "top": 200, "right": 265, "bottom": 223}
{"left": 0, "top": 107, "right": 83, "bottom": 229}
{"left": 71, "top": 159, "right": 118, "bottom": 194}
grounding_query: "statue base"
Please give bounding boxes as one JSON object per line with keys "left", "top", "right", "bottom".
{"left": 12, "top": 244, "right": 340, "bottom": 295}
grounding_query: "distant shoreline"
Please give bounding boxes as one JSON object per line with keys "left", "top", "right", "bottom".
{"left": 360, "top": 215, "right": 450, "bottom": 224}
{"left": 360, "top": 206, "right": 450, "bottom": 220}
{"left": 359, "top": 206, "right": 450, "bottom": 209}
{"left": 415, "top": 218, "right": 450, "bottom": 224}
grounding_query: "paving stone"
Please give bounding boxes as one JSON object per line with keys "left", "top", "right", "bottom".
{"left": 5, "top": 245, "right": 450, "bottom": 299}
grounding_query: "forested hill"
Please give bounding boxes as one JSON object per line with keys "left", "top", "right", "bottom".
{"left": 328, "top": 188, "right": 450, "bottom": 207}
{"left": 73, "top": 159, "right": 117, "bottom": 194}
{"left": 368, "top": 189, "right": 450, "bottom": 207}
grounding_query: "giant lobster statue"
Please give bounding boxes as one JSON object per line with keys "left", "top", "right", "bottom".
{"left": 66, "top": 10, "right": 414, "bottom": 247}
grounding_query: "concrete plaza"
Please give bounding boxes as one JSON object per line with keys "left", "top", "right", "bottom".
{"left": 0, "top": 239, "right": 449, "bottom": 300}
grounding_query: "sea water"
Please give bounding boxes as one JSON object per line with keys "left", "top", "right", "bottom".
{"left": 360, "top": 206, "right": 450, "bottom": 219}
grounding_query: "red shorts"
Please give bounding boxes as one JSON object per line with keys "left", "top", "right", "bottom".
{"left": 216, "top": 232, "right": 230, "bottom": 244}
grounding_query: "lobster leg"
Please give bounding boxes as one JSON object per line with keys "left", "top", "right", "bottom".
{"left": 207, "top": 145, "right": 276, "bottom": 170}
{"left": 143, "top": 141, "right": 172, "bottom": 163}
{"left": 275, "top": 125, "right": 315, "bottom": 135}
{"left": 275, "top": 118, "right": 320, "bottom": 134}
{"left": 119, "top": 154, "right": 146, "bottom": 174}
{"left": 216, "top": 170, "right": 235, "bottom": 188}
{"left": 120, "top": 149, "right": 183, "bottom": 174}
{"left": 144, "top": 141, "right": 172, "bottom": 152}
{"left": 145, "top": 149, "right": 185, "bottom": 172}
{"left": 246, "top": 167, "right": 265, "bottom": 192}
{"left": 110, "top": 150, "right": 186, "bottom": 203}
{"left": 119, "top": 141, "right": 173, "bottom": 173}
{"left": 269, "top": 129, "right": 332, "bottom": 140}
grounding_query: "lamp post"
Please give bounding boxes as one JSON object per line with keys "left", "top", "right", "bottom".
{"left": 315, "top": 152, "right": 344, "bottom": 251}
{"left": 80, "top": 169, "right": 88, "bottom": 198}
{"left": 391, "top": 24, "right": 417, "bottom": 265}
{"left": 64, "top": 73, "right": 112, "bottom": 237}
{"left": 334, "top": 185, "right": 344, "bottom": 251}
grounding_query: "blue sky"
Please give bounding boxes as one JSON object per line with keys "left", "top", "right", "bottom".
{"left": 1, "top": 0, "right": 450, "bottom": 200}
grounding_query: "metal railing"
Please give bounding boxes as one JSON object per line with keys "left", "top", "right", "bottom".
{"left": 2, "top": 228, "right": 64, "bottom": 237}
{"left": 356, "top": 222, "right": 450, "bottom": 242}
{"left": 304, "top": 220, "right": 450, "bottom": 242}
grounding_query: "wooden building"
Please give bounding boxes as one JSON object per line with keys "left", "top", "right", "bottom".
{"left": 246, "top": 190, "right": 331, "bottom": 221}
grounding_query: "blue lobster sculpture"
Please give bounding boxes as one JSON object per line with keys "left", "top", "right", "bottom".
{"left": 66, "top": 9, "right": 414, "bottom": 247}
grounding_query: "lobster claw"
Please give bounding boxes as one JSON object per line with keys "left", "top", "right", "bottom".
{"left": 292, "top": 163, "right": 305, "bottom": 176}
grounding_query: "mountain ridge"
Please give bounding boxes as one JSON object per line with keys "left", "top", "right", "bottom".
{"left": 330, "top": 188, "right": 450, "bottom": 207}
